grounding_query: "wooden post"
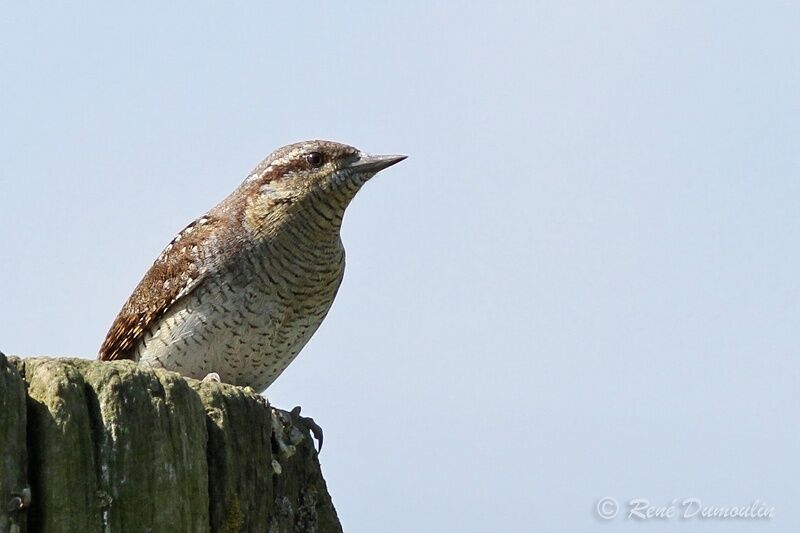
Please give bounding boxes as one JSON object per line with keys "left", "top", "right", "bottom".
{"left": 0, "top": 354, "right": 341, "bottom": 533}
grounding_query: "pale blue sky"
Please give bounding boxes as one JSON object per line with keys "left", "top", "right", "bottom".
{"left": 1, "top": 2, "right": 798, "bottom": 531}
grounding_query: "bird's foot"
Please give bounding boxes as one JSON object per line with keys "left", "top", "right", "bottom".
{"left": 272, "top": 406, "right": 323, "bottom": 453}
{"left": 290, "top": 406, "right": 323, "bottom": 452}
{"left": 202, "top": 372, "right": 221, "bottom": 383}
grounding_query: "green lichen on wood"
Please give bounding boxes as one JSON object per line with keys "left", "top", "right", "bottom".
{"left": 82, "top": 359, "right": 210, "bottom": 532}
{"left": 4, "top": 357, "right": 341, "bottom": 532}
{"left": 193, "top": 380, "right": 342, "bottom": 532}
{"left": 268, "top": 422, "right": 342, "bottom": 533}
{"left": 194, "top": 380, "right": 273, "bottom": 532}
{"left": 17, "top": 357, "right": 101, "bottom": 533}
{"left": 12, "top": 358, "right": 210, "bottom": 532}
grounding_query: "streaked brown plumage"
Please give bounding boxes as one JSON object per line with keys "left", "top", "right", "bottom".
{"left": 99, "top": 140, "right": 405, "bottom": 392}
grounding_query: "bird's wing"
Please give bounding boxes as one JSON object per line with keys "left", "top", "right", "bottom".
{"left": 98, "top": 212, "right": 242, "bottom": 361}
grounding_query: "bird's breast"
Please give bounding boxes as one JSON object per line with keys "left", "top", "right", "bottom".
{"left": 136, "top": 232, "right": 346, "bottom": 391}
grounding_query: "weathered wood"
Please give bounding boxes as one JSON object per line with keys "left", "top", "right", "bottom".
{"left": 194, "top": 381, "right": 273, "bottom": 532}
{"left": 19, "top": 358, "right": 102, "bottom": 533}
{"left": 0, "top": 352, "right": 27, "bottom": 533}
{"left": 2, "top": 357, "right": 341, "bottom": 533}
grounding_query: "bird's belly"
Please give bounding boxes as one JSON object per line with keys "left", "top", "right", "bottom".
{"left": 135, "top": 257, "right": 343, "bottom": 391}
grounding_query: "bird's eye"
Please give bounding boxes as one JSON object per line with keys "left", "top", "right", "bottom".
{"left": 305, "top": 152, "right": 324, "bottom": 168}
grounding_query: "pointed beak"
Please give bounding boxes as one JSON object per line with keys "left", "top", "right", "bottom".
{"left": 348, "top": 153, "right": 407, "bottom": 173}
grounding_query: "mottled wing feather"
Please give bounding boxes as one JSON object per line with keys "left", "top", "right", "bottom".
{"left": 98, "top": 213, "right": 237, "bottom": 361}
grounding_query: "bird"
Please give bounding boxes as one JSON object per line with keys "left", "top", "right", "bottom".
{"left": 99, "top": 140, "right": 406, "bottom": 395}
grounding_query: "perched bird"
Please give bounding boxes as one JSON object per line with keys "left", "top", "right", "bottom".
{"left": 99, "top": 140, "right": 405, "bottom": 394}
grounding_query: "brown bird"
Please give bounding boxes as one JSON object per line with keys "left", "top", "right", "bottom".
{"left": 99, "top": 140, "right": 405, "bottom": 396}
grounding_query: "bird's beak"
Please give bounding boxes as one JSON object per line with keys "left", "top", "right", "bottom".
{"left": 349, "top": 153, "right": 407, "bottom": 173}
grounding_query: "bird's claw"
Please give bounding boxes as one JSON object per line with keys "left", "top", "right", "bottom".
{"left": 290, "top": 406, "right": 323, "bottom": 452}
{"left": 274, "top": 406, "right": 323, "bottom": 452}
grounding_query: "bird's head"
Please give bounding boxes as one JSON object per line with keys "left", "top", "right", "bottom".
{"left": 236, "top": 140, "right": 406, "bottom": 237}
